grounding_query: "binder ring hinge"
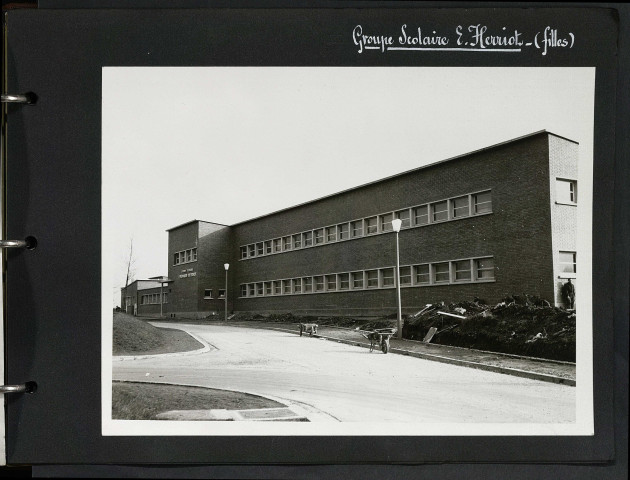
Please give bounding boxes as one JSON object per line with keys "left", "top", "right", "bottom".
{"left": 1, "top": 93, "right": 35, "bottom": 104}
{"left": 1, "top": 236, "right": 37, "bottom": 249}
{"left": 0, "top": 382, "right": 36, "bottom": 394}
{"left": 0, "top": 384, "right": 28, "bottom": 394}
{"left": 0, "top": 239, "right": 28, "bottom": 249}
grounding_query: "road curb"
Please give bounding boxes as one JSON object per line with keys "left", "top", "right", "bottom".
{"left": 267, "top": 326, "right": 576, "bottom": 386}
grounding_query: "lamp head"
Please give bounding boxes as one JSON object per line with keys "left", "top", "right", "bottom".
{"left": 224, "top": 263, "right": 230, "bottom": 270}
{"left": 391, "top": 218, "right": 403, "bottom": 232}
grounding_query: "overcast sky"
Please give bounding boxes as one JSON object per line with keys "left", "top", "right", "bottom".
{"left": 102, "top": 67, "right": 594, "bottom": 305}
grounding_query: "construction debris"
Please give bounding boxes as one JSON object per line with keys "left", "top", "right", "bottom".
{"left": 404, "top": 295, "right": 576, "bottom": 361}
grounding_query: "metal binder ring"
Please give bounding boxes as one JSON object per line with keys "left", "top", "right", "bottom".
{"left": 0, "top": 239, "right": 28, "bottom": 248}
{"left": 0, "top": 384, "right": 27, "bottom": 394}
{"left": 0, "top": 93, "right": 32, "bottom": 104}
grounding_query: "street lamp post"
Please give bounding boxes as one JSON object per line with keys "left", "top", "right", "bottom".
{"left": 224, "top": 263, "right": 230, "bottom": 322}
{"left": 391, "top": 218, "right": 403, "bottom": 339}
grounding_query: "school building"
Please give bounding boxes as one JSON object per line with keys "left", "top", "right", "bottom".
{"left": 128, "top": 131, "right": 579, "bottom": 318}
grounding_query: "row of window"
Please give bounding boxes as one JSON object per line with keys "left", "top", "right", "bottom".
{"left": 239, "top": 257, "right": 495, "bottom": 298}
{"left": 173, "top": 248, "right": 197, "bottom": 266}
{"left": 140, "top": 293, "right": 168, "bottom": 304}
{"left": 203, "top": 289, "right": 226, "bottom": 299}
{"left": 239, "top": 190, "right": 492, "bottom": 260}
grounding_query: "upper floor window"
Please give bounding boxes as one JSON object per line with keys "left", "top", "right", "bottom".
{"left": 395, "top": 209, "right": 411, "bottom": 229}
{"left": 559, "top": 251, "right": 576, "bottom": 273}
{"left": 473, "top": 191, "right": 492, "bottom": 214}
{"left": 556, "top": 179, "right": 577, "bottom": 204}
{"left": 431, "top": 201, "right": 448, "bottom": 222}
{"left": 451, "top": 196, "right": 470, "bottom": 218}
{"left": 174, "top": 247, "right": 197, "bottom": 265}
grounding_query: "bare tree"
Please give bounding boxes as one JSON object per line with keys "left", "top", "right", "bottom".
{"left": 124, "top": 238, "right": 136, "bottom": 289}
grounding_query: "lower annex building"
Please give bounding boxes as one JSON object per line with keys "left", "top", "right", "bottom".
{"left": 124, "top": 131, "right": 579, "bottom": 318}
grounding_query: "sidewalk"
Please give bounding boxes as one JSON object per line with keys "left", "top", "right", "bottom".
{"left": 231, "top": 321, "right": 576, "bottom": 386}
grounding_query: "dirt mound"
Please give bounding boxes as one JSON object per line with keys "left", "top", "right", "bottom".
{"left": 403, "top": 296, "right": 576, "bottom": 361}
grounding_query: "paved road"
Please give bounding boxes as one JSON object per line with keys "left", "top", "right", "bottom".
{"left": 113, "top": 323, "right": 575, "bottom": 423}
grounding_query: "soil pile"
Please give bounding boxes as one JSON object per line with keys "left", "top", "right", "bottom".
{"left": 403, "top": 295, "right": 576, "bottom": 361}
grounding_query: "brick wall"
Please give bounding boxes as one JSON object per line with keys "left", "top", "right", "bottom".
{"left": 229, "top": 132, "right": 558, "bottom": 315}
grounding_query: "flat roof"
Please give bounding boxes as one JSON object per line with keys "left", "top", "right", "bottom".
{"left": 166, "top": 219, "right": 229, "bottom": 232}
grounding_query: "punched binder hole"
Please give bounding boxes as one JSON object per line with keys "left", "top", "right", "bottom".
{"left": 25, "top": 236, "right": 38, "bottom": 250}
{"left": 24, "top": 92, "right": 38, "bottom": 104}
{"left": 25, "top": 382, "right": 37, "bottom": 394}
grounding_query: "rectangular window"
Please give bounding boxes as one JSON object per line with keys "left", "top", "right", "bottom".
{"left": 326, "top": 274, "right": 337, "bottom": 291}
{"left": 265, "top": 240, "right": 272, "bottom": 254}
{"left": 475, "top": 257, "right": 495, "bottom": 280}
{"left": 218, "top": 289, "right": 226, "bottom": 299}
{"left": 365, "top": 216, "right": 378, "bottom": 235}
{"left": 314, "top": 276, "right": 325, "bottom": 292}
{"left": 366, "top": 269, "right": 379, "bottom": 288}
{"left": 556, "top": 180, "right": 577, "bottom": 204}
{"left": 395, "top": 209, "right": 411, "bottom": 229}
{"left": 413, "top": 205, "right": 429, "bottom": 225}
{"left": 400, "top": 266, "right": 411, "bottom": 285}
{"left": 186, "top": 250, "right": 192, "bottom": 262}
{"left": 292, "top": 278, "right": 302, "bottom": 294}
{"left": 273, "top": 238, "right": 282, "bottom": 252}
{"left": 380, "top": 213, "right": 394, "bottom": 232}
{"left": 339, "top": 273, "right": 350, "bottom": 290}
{"left": 283, "top": 236, "right": 292, "bottom": 251}
{"left": 264, "top": 283, "right": 272, "bottom": 296}
{"left": 303, "top": 231, "right": 313, "bottom": 247}
{"left": 283, "top": 279, "right": 292, "bottom": 295}
{"left": 381, "top": 268, "right": 395, "bottom": 287}
{"left": 473, "top": 191, "right": 492, "bottom": 214}
{"left": 351, "top": 220, "right": 363, "bottom": 238}
{"left": 192, "top": 248, "right": 197, "bottom": 261}
{"left": 432, "top": 201, "right": 448, "bottom": 222}
{"left": 451, "top": 196, "right": 470, "bottom": 218}
{"left": 352, "top": 271, "right": 364, "bottom": 289}
{"left": 256, "top": 242, "right": 264, "bottom": 256}
{"left": 248, "top": 244, "right": 256, "bottom": 257}
{"left": 454, "top": 260, "right": 472, "bottom": 281}
{"left": 257, "top": 283, "right": 264, "bottom": 296}
{"left": 314, "top": 229, "right": 324, "bottom": 245}
{"left": 175, "top": 253, "right": 180, "bottom": 264}
{"left": 433, "top": 262, "right": 450, "bottom": 283}
{"left": 338, "top": 223, "right": 349, "bottom": 240}
{"left": 559, "top": 251, "right": 576, "bottom": 273}
{"left": 326, "top": 226, "right": 337, "bottom": 242}
{"left": 248, "top": 284, "right": 256, "bottom": 296}
{"left": 204, "top": 289, "right": 213, "bottom": 299}
{"left": 293, "top": 234, "right": 302, "bottom": 249}
{"left": 303, "top": 277, "right": 313, "bottom": 293}
{"left": 240, "top": 285, "right": 247, "bottom": 297}
{"left": 273, "top": 281, "right": 281, "bottom": 295}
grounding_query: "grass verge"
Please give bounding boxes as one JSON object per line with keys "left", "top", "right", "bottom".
{"left": 112, "top": 381, "right": 285, "bottom": 420}
{"left": 113, "top": 312, "right": 203, "bottom": 355}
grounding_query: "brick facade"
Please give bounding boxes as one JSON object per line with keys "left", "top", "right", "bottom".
{"left": 164, "top": 131, "right": 577, "bottom": 317}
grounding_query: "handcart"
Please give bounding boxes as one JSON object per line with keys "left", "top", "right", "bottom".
{"left": 361, "top": 328, "right": 397, "bottom": 354}
{"left": 298, "top": 323, "right": 318, "bottom": 336}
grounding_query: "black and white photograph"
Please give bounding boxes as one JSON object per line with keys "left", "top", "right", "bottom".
{"left": 101, "top": 66, "right": 594, "bottom": 436}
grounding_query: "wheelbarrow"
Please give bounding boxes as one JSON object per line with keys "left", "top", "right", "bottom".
{"left": 298, "top": 323, "right": 318, "bottom": 336}
{"left": 361, "top": 328, "right": 397, "bottom": 354}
